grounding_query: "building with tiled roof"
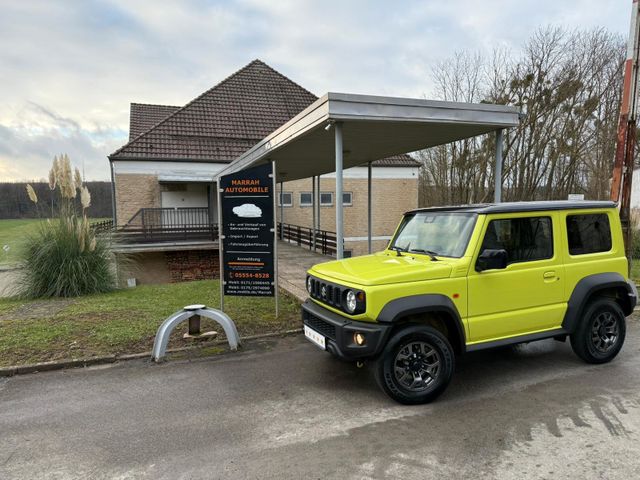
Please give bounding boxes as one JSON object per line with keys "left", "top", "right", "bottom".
{"left": 108, "top": 60, "right": 419, "bottom": 282}
{"left": 128, "top": 103, "right": 179, "bottom": 140}
{"left": 111, "top": 60, "right": 320, "bottom": 162}
{"left": 112, "top": 60, "right": 417, "bottom": 167}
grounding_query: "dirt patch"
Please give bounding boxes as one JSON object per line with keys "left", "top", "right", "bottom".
{"left": 0, "top": 298, "right": 75, "bottom": 322}
{"left": 0, "top": 279, "right": 302, "bottom": 367}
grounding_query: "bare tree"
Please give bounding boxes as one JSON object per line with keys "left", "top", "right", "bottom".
{"left": 418, "top": 26, "right": 625, "bottom": 206}
{"left": 418, "top": 51, "right": 490, "bottom": 205}
{"left": 0, "top": 181, "right": 113, "bottom": 219}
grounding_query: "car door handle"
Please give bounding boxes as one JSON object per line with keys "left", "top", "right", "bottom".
{"left": 543, "top": 271, "right": 557, "bottom": 279}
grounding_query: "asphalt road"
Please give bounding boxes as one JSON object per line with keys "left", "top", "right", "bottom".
{"left": 2, "top": 320, "right": 640, "bottom": 480}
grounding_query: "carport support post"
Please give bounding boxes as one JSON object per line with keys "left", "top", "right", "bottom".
{"left": 312, "top": 175, "right": 316, "bottom": 250}
{"left": 494, "top": 129, "right": 504, "bottom": 203}
{"left": 279, "top": 181, "right": 284, "bottom": 239}
{"left": 367, "top": 161, "right": 372, "bottom": 254}
{"left": 335, "top": 122, "right": 344, "bottom": 259}
{"left": 315, "top": 175, "right": 321, "bottom": 249}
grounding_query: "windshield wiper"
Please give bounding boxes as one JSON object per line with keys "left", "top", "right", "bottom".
{"left": 390, "top": 245, "right": 408, "bottom": 256}
{"left": 407, "top": 248, "right": 440, "bottom": 261}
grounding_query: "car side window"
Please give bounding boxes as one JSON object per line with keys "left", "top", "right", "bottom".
{"left": 480, "top": 216, "right": 553, "bottom": 265}
{"left": 566, "top": 213, "right": 612, "bottom": 255}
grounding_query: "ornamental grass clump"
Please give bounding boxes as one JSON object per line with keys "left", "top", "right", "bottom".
{"left": 18, "top": 154, "right": 116, "bottom": 298}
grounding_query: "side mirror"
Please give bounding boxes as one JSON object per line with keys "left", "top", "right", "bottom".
{"left": 476, "top": 249, "right": 508, "bottom": 272}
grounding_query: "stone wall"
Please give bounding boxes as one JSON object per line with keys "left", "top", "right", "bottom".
{"left": 277, "top": 177, "right": 417, "bottom": 235}
{"left": 277, "top": 174, "right": 418, "bottom": 256}
{"left": 114, "top": 173, "right": 161, "bottom": 225}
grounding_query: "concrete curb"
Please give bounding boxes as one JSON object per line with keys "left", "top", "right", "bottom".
{"left": 2, "top": 310, "right": 639, "bottom": 378}
{"left": 0, "top": 328, "right": 303, "bottom": 377}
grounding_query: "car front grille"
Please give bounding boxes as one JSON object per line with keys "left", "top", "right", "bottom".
{"left": 309, "top": 277, "right": 344, "bottom": 310}
{"left": 304, "top": 314, "right": 337, "bottom": 340}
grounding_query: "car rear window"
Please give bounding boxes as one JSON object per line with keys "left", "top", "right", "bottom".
{"left": 566, "top": 213, "right": 612, "bottom": 255}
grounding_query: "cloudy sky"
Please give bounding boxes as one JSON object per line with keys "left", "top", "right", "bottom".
{"left": 0, "top": 0, "right": 631, "bottom": 181}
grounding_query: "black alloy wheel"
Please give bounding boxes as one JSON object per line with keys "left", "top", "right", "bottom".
{"left": 375, "top": 325, "right": 455, "bottom": 405}
{"left": 393, "top": 341, "right": 442, "bottom": 392}
{"left": 570, "top": 297, "right": 626, "bottom": 364}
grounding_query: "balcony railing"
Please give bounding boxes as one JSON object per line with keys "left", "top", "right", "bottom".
{"left": 277, "top": 222, "right": 337, "bottom": 256}
{"left": 118, "top": 207, "right": 218, "bottom": 244}
{"left": 109, "top": 209, "right": 335, "bottom": 252}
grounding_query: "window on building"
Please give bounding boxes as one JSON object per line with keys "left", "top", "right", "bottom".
{"left": 320, "top": 192, "right": 333, "bottom": 206}
{"left": 278, "top": 192, "right": 293, "bottom": 207}
{"left": 566, "top": 213, "right": 612, "bottom": 255}
{"left": 300, "top": 192, "right": 349, "bottom": 206}
{"left": 299, "top": 192, "right": 312, "bottom": 207}
{"left": 480, "top": 216, "right": 553, "bottom": 265}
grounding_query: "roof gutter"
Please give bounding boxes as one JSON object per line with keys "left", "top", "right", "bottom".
{"left": 109, "top": 160, "right": 117, "bottom": 225}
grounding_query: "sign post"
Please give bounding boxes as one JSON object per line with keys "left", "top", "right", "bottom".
{"left": 272, "top": 160, "right": 279, "bottom": 317}
{"left": 218, "top": 163, "right": 277, "bottom": 313}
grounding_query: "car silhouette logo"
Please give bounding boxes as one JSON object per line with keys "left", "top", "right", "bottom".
{"left": 232, "top": 203, "right": 262, "bottom": 218}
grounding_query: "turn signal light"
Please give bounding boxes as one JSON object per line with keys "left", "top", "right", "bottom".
{"left": 354, "top": 332, "right": 366, "bottom": 346}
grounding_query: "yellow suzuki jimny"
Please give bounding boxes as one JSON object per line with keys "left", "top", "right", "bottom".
{"left": 302, "top": 201, "right": 637, "bottom": 404}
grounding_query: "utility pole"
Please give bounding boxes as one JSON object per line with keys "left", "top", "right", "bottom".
{"left": 611, "top": 0, "right": 640, "bottom": 266}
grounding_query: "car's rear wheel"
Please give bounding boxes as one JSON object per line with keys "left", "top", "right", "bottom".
{"left": 374, "top": 325, "right": 454, "bottom": 405}
{"left": 570, "top": 297, "right": 626, "bottom": 364}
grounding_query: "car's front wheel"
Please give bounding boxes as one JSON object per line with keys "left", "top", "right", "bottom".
{"left": 570, "top": 297, "right": 626, "bottom": 364}
{"left": 374, "top": 325, "right": 455, "bottom": 405}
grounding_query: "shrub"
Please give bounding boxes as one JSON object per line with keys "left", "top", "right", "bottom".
{"left": 16, "top": 155, "right": 116, "bottom": 298}
{"left": 632, "top": 227, "right": 640, "bottom": 260}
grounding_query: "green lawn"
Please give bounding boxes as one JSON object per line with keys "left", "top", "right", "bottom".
{"left": 0, "top": 219, "right": 46, "bottom": 265}
{"left": 0, "top": 218, "right": 109, "bottom": 266}
{"left": 632, "top": 259, "right": 640, "bottom": 284}
{"left": 0, "top": 280, "right": 300, "bottom": 367}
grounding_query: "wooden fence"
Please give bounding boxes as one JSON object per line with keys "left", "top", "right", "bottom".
{"left": 277, "top": 222, "right": 337, "bottom": 256}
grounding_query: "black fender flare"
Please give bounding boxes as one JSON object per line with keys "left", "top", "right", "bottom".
{"left": 562, "top": 272, "right": 637, "bottom": 333}
{"left": 376, "top": 294, "right": 466, "bottom": 353}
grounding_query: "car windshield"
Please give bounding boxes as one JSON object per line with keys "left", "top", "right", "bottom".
{"left": 389, "top": 212, "right": 477, "bottom": 258}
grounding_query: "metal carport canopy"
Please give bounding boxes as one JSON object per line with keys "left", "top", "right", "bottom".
{"left": 216, "top": 91, "right": 521, "bottom": 263}
{"left": 217, "top": 92, "right": 521, "bottom": 182}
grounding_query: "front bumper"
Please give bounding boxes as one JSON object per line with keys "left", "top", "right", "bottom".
{"left": 302, "top": 299, "right": 391, "bottom": 360}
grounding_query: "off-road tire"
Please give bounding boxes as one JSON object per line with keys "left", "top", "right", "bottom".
{"left": 374, "top": 325, "right": 455, "bottom": 405}
{"left": 570, "top": 297, "right": 626, "bottom": 364}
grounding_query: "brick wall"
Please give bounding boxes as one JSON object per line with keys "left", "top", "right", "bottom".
{"left": 165, "top": 250, "right": 220, "bottom": 282}
{"left": 117, "top": 249, "right": 220, "bottom": 285}
{"left": 276, "top": 175, "right": 418, "bottom": 255}
{"left": 346, "top": 239, "right": 391, "bottom": 257}
{"left": 114, "top": 173, "right": 161, "bottom": 225}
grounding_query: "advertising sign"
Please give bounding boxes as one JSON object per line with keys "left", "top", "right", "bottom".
{"left": 219, "top": 163, "right": 275, "bottom": 297}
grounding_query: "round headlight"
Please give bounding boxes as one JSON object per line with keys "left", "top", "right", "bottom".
{"left": 306, "top": 277, "right": 313, "bottom": 293}
{"left": 346, "top": 290, "right": 357, "bottom": 313}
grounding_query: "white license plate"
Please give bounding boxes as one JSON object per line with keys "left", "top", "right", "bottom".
{"left": 304, "top": 325, "right": 326, "bottom": 350}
